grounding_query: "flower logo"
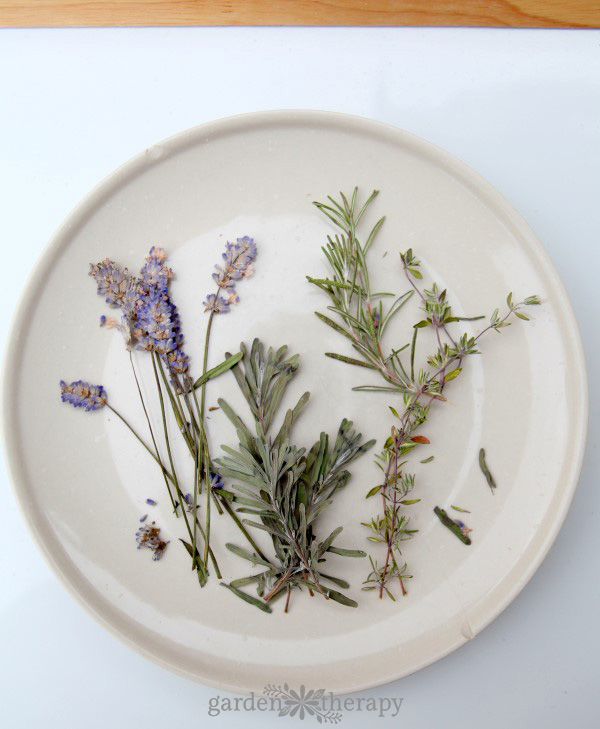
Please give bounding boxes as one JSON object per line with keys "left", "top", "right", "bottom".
{"left": 263, "top": 684, "right": 341, "bottom": 723}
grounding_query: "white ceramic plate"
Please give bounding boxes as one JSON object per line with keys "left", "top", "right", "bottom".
{"left": 2, "top": 111, "right": 587, "bottom": 694}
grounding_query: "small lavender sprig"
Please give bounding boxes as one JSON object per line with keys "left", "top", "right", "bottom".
{"left": 308, "top": 188, "right": 541, "bottom": 599}
{"left": 203, "top": 236, "right": 257, "bottom": 314}
{"left": 194, "top": 237, "right": 258, "bottom": 569}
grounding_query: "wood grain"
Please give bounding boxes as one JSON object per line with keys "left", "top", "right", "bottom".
{"left": 1, "top": 0, "right": 599, "bottom": 28}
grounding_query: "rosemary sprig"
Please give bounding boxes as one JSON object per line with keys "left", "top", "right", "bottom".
{"left": 308, "top": 188, "right": 541, "bottom": 599}
{"left": 215, "top": 339, "right": 374, "bottom": 612}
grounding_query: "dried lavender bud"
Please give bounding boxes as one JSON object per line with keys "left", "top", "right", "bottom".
{"left": 135, "top": 521, "right": 168, "bottom": 561}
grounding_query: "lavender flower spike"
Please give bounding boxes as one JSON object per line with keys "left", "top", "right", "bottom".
{"left": 60, "top": 380, "right": 107, "bottom": 411}
{"left": 135, "top": 248, "right": 190, "bottom": 379}
{"left": 206, "top": 236, "right": 257, "bottom": 314}
{"left": 137, "top": 289, "right": 182, "bottom": 356}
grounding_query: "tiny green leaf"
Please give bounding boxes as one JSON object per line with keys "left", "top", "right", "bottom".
{"left": 220, "top": 582, "right": 273, "bottom": 613}
{"left": 444, "top": 367, "right": 462, "bottom": 382}
{"left": 193, "top": 351, "right": 243, "bottom": 389}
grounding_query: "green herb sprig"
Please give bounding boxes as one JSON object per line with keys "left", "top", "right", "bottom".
{"left": 308, "top": 188, "right": 541, "bottom": 599}
{"left": 215, "top": 339, "right": 375, "bottom": 612}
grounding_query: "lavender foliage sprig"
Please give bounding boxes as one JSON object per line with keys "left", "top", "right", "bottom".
{"left": 215, "top": 339, "right": 374, "bottom": 613}
{"left": 308, "top": 188, "right": 541, "bottom": 600}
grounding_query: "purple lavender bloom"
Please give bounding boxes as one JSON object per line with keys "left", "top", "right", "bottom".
{"left": 206, "top": 236, "right": 257, "bottom": 313}
{"left": 90, "top": 257, "right": 145, "bottom": 348}
{"left": 203, "top": 293, "right": 231, "bottom": 314}
{"left": 139, "top": 247, "right": 172, "bottom": 291}
{"left": 120, "top": 278, "right": 144, "bottom": 322}
{"left": 137, "top": 287, "right": 191, "bottom": 380}
{"left": 210, "top": 472, "right": 224, "bottom": 490}
{"left": 60, "top": 380, "right": 107, "bottom": 411}
{"left": 90, "top": 247, "right": 190, "bottom": 379}
{"left": 89, "top": 259, "right": 132, "bottom": 309}
{"left": 137, "top": 289, "right": 182, "bottom": 356}
{"left": 146, "top": 498, "right": 157, "bottom": 506}
{"left": 136, "top": 249, "right": 190, "bottom": 378}
{"left": 164, "top": 347, "right": 190, "bottom": 377}
{"left": 135, "top": 521, "right": 168, "bottom": 561}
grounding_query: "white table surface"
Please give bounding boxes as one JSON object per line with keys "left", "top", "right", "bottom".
{"left": 1, "top": 27, "right": 598, "bottom": 728}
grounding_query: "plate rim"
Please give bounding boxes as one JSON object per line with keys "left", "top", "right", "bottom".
{"left": 1, "top": 109, "right": 589, "bottom": 694}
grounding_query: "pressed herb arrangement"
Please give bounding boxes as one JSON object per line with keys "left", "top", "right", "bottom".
{"left": 58, "top": 187, "right": 541, "bottom": 612}
{"left": 308, "top": 188, "right": 541, "bottom": 600}
{"left": 59, "top": 238, "right": 372, "bottom": 613}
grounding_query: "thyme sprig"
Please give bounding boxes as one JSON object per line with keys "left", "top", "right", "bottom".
{"left": 308, "top": 188, "right": 541, "bottom": 599}
{"left": 215, "top": 339, "right": 375, "bottom": 612}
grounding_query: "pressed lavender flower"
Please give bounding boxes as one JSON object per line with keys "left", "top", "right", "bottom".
{"left": 146, "top": 498, "right": 157, "bottom": 506}
{"left": 139, "top": 514, "right": 148, "bottom": 522}
{"left": 135, "top": 521, "right": 168, "bottom": 561}
{"left": 139, "top": 290, "right": 191, "bottom": 380}
{"left": 210, "top": 472, "right": 224, "bottom": 490}
{"left": 91, "top": 260, "right": 144, "bottom": 348}
{"left": 139, "top": 246, "right": 173, "bottom": 291}
{"left": 136, "top": 250, "right": 190, "bottom": 377}
{"left": 165, "top": 347, "right": 190, "bottom": 377}
{"left": 137, "top": 289, "right": 182, "bottom": 356}
{"left": 206, "top": 236, "right": 257, "bottom": 313}
{"left": 60, "top": 380, "right": 107, "bottom": 411}
{"left": 120, "top": 278, "right": 144, "bottom": 322}
{"left": 203, "top": 293, "right": 231, "bottom": 314}
{"left": 89, "top": 259, "right": 132, "bottom": 309}
{"left": 211, "top": 273, "right": 236, "bottom": 293}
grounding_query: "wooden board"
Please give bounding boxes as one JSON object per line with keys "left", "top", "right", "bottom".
{"left": 1, "top": 1, "right": 599, "bottom": 29}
